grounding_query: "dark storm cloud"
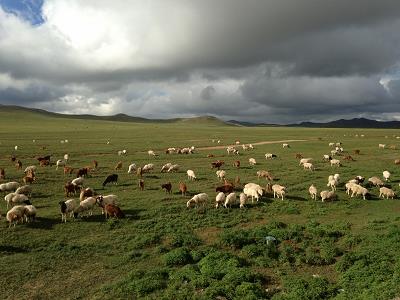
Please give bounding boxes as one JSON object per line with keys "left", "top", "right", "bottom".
{"left": 0, "top": 0, "right": 400, "bottom": 122}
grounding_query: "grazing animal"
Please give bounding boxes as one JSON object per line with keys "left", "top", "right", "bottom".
{"left": 79, "top": 187, "right": 95, "bottom": 202}
{"left": 64, "top": 182, "right": 80, "bottom": 197}
{"left": 257, "top": 170, "right": 273, "bottom": 181}
{"left": 93, "top": 160, "right": 98, "bottom": 169}
{"left": 71, "top": 177, "right": 84, "bottom": 186}
{"left": 73, "top": 197, "right": 97, "bottom": 217}
{"left": 96, "top": 194, "right": 118, "bottom": 214}
{"left": 138, "top": 179, "right": 144, "bottom": 191}
{"left": 76, "top": 167, "right": 89, "bottom": 178}
{"left": 379, "top": 187, "right": 395, "bottom": 199}
{"left": 295, "top": 153, "right": 303, "bottom": 159}
{"left": 24, "top": 205, "right": 37, "bottom": 222}
{"left": 216, "top": 170, "right": 226, "bottom": 181}
{"left": 39, "top": 159, "right": 50, "bottom": 167}
{"left": 15, "top": 160, "right": 22, "bottom": 170}
{"left": 272, "top": 184, "right": 286, "bottom": 200}
{"left": 56, "top": 159, "right": 66, "bottom": 170}
{"left": 368, "top": 176, "right": 384, "bottom": 187}
{"left": 303, "top": 162, "right": 314, "bottom": 171}
{"left": 224, "top": 193, "right": 237, "bottom": 208}
{"left": 233, "top": 160, "right": 240, "bottom": 168}
{"left": 167, "top": 164, "right": 180, "bottom": 173}
{"left": 148, "top": 150, "right": 157, "bottom": 156}
{"left": 353, "top": 149, "right": 360, "bottom": 155}
{"left": 104, "top": 204, "right": 125, "bottom": 218}
{"left": 343, "top": 155, "right": 355, "bottom": 161}
{"left": 179, "top": 182, "right": 187, "bottom": 196}
{"left": 239, "top": 193, "right": 247, "bottom": 208}
{"left": 103, "top": 174, "right": 118, "bottom": 187}
{"left": 63, "top": 166, "right": 75, "bottom": 175}
{"left": 394, "top": 159, "right": 400, "bottom": 165}
{"left": 282, "top": 143, "right": 290, "bottom": 148}
{"left": 211, "top": 160, "right": 224, "bottom": 170}
{"left": 161, "top": 182, "right": 172, "bottom": 194}
{"left": 142, "top": 163, "right": 154, "bottom": 173}
{"left": 216, "top": 184, "right": 234, "bottom": 194}
{"left": 0, "top": 168, "right": 5, "bottom": 180}
{"left": 6, "top": 205, "right": 26, "bottom": 228}
{"left": 309, "top": 184, "right": 317, "bottom": 200}
{"left": 187, "top": 193, "right": 208, "bottom": 208}
{"left": 248, "top": 158, "right": 256, "bottom": 166}
{"left": 215, "top": 192, "right": 225, "bottom": 208}
{"left": 115, "top": 161, "right": 123, "bottom": 170}
{"left": 161, "top": 163, "right": 172, "bottom": 173}
{"left": 383, "top": 170, "right": 391, "bottom": 182}
{"left": 207, "top": 154, "right": 215, "bottom": 158}
{"left": 128, "top": 163, "right": 137, "bottom": 173}
{"left": 299, "top": 158, "right": 312, "bottom": 166}
{"left": 59, "top": 199, "right": 78, "bottom": 222}
{"left": 187, "top": 170, "right": 197, "bottom": 181}
{"left": 320, "top": 190, "right": 336, "bottom": 202}
{"left": 23, "top": 174, "right": 35, "bottom": 185}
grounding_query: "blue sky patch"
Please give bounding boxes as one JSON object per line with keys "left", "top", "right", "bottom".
{"left": 0, "top": 0, "right": 44, "bottom": 25}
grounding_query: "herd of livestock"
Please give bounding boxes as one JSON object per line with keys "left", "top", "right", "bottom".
{"left": 1, "top": 138, "right": 399, "bottom": 228}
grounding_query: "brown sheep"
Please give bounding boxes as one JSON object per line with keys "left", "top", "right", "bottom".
{"left": 343, "top": 155, "right": 355, "bottom": 161}
{"left": 216, "top": 184, "right": 234, "bottom": 193}
{"left": 0, "top": 168, "right": 5, "bottom": 180}
{"left": 211, "top": 160, "right": 224, "bottom": 170}
{"left": 161, "top": 182, "right": 172, "bottom": 194}
{"left": 64, "top": 182, "right": 78, "bottom": 197}
{"left": 207, "top": 154, "right": 215, "bottom": 158}
{"left": 233, "top": 160, "right": 240, "bottom": 168}
{"left": 295, "top": 153, "right": 303, "bottom": 159}
{"left": 395, "top": 159, "right": 400, "bottom": 165}
{"left": 15, "top": 160, "right": 22, "bottom": 170}
{"left": 104, "top": 204, "right": 125, "bottom": 218}
{"left": 138, "top": 179, "right": 144, "bottom": 191}
{"left": 115, "top": 161, "right": 123, "bottom": 170}
{"left": 136, "top": 167, "right": 143, "bottom": 177}
{"left": 93, "top": 160, "right": 98, "bottom": 169}
{"left": 76, "top": 167, "right": 89, "bottom": 178}
{"left": 179, "top": 182, "right": 187, "bottom": 196}
{"left": 23, "top": 175, "right": 35, "bottom": 185}
{"left": 63, "top": 166, "right": 75, "bottom": 175}
{"left": 353, "top": 149, "right": 360, "bottom": 155}
{"left": 39, "top": 159, "right": 50, "bottom": 167}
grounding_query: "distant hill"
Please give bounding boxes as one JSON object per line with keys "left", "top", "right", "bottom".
{"left": 287, "top": 118, "right": 400, "bottom": 129}
{"left": 1, "top": 105, "right": 400, "bottom": 128}
{"left": 0, "top": 105, "right": 231, "bottom": 126}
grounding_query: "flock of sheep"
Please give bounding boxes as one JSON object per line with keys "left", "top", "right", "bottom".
{"left": 1, "top": 137, "right": 398, "bottom": 228}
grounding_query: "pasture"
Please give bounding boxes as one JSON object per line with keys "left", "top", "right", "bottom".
{"left": 1, "top": 110, "right": 400, "bottom": 299}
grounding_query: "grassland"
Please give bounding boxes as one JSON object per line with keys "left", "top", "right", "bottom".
{"left": 0, "top": 109, "right": 400, "bottom": 299}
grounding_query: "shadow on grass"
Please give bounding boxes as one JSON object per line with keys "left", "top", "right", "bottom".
{"left": 0, "top": 245, "right": 28, "bottom": 254}
{"left": 26, "top": 217, "right": 59, "bottom": 230}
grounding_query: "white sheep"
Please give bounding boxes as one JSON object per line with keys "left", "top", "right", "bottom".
{"left": 224, "top": 193, "right": 237, "bottom": 208}
{"left": 323, "top": 154, "right": 331, "bottom": 161}
{"left": 0, "top": 181, "right": 20, "bottom": 192}
{"left": 215, "top": 192, "right": 226, "bottom": 208}
{"left": 167, "top": 164, "right": 180, "bottom": 172}
{"left": 239, "top": 193, "right": 247, "bottom": 208}
{"left": 24, "top": 165, "right": 37, "bottom": 173}
{"left": 309, "top": 184, "right": 317, "bottom": 200}
{"left": 303, "top": 162, "right": 314, "bottom": 171}
{"left": 71, "top": 177, "right": 84, "bottom": 186}
{"left": 216, "top": 170, "right": 226, "bottom": 181}
{"left": 327, "top": 178, "right": 338, "bottom": 191}
{"left": 7, "top": 193, "right": 29, "bottom": 208}
{"left": 127, "top": 163, "right": 137, "bottom": 174}
{"left": 227, "top": 146, "right": 236, "bottom": 155}
{"left": 330, "top": 159, "right": 341, "bottom": 167}
{"left": 272, "top": 184, "right": 286, "bottom": 200}
{"left": 383, "top": 170, "right": 391, "bottom": 182}
{"left": 74, "top": 196, "right": 97, "bottom": 217}
{"left": 148, "top": 150, "right": 157, "bottom": 156}
{"left": 299, "top": 158, "right": 312, "bottom": 166}
{"left": 379, "top": 187, "right": 395, "bottom": 199}
{"left": 142, "top": 163, "right": 154, "bottom": 173}
{"left": 368, "top": 176, "right": 384, "bottom": 187}
{"left": 265, "top": 153, "right": 277, "bottom": 159}
{"left": 56, "top": 159, "right": 66, "bottom": 170}
{"left": 64, "top": 153, "right": 69, "bottom": 162}
{"left": 351, "top": 184, "right": 368, "bottom": 200}
{"left": 161, "top": 163, "right": 173, "bottom": 173}
{"left": 59, "top": 199, "right": 78, "bottom": 222}
{"left": 6, "top": 205, "right": 26, "bottom": 227}
{"left": 320, "top": 190, "right": 336, "bottom": 202}
{"left": 249, "top": 158, "right": 256, "bottom": 166}
{"left": 187, "top": 193, "right": 208, "bottom": 208}
{"left": 282, "top": 143, "right": 290, "bottom": 148}
{"left": 243, "top": 185, "right": 262, "bottom": 203}
{"left": 345, "top": 181, "right": 357, "bottom": 195}
{"left": 379, "top": 144, "right": 386, "bottom": 149}
{"left": 334, "top": 173, "right": 340, "bottom": 182}
{"left": 24, "top": 205, "right": 37, "bottom": 222}
{"left": 15, "top": 185, "right": 32, "bottom": 197}
{"left": 328, "top": 142, "right": 335, "bottom": 147}
{"left": 187, "top": 170, "right": 197, "bottom": 181}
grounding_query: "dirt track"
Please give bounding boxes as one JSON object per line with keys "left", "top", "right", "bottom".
{"left": 197, "top": 139, "right": 308, "bottom": 151}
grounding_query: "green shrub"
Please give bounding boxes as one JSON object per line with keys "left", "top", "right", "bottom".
{"left": 163, "top": 247, "right": 192, "bottom": 266}
{"left": 219, "top": 229, "right": 253, "bottom": 249}
{"left": 198, "top": 251, "right": 241, "bottom": 279}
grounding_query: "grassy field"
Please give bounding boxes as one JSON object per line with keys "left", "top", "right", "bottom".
{"left": 1, "top": 109, "right": 400, "bottom": 299}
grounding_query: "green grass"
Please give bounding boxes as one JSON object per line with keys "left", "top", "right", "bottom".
{"left": 1, "top": 109, "right": 400, "bottom": 299}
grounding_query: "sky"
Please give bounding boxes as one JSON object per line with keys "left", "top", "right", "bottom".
{"left": 0, "top": 0, "right": 400, "bottom": 124}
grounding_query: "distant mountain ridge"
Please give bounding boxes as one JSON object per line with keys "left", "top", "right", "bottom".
{"left": 1, "top": 105, "right": 400, "bottom": 128}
